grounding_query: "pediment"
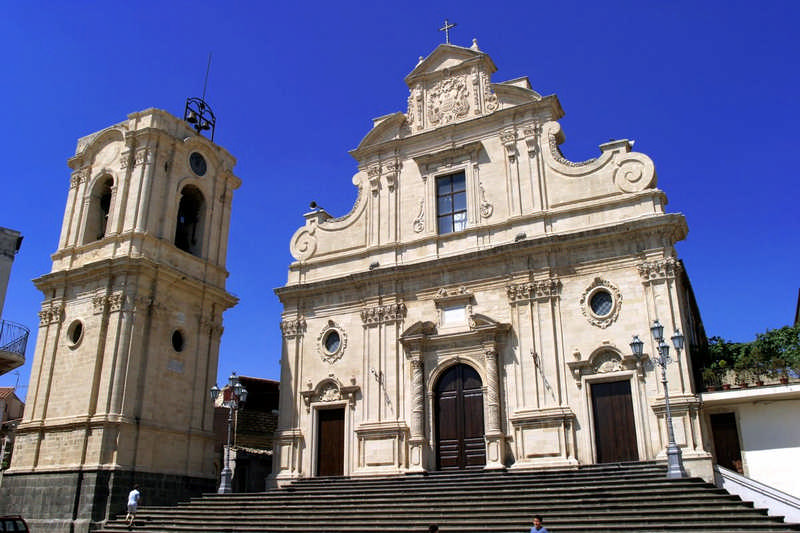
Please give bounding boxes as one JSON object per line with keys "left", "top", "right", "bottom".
{"left": 400, "top": 321, "right": 437, "bottom": 338}
{"left": 405, "top": 44, "right": 496, "bottom": 84}
{"left": 403, "top": 43, "right": 501, "bottom": 134}
{"left": 353, "top": 112, "right": 407, "bottom": 152}
{"left": 468, "top": 313, "right": 503, "bottom": 330}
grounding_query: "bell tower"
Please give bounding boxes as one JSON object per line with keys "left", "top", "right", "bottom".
{"left": 0, "top": 108, "right": 240, "bottom": 532}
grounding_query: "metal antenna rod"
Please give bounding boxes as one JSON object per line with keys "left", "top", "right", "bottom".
{"left": 201, "top": 52, "right": 212, "bottom": 101}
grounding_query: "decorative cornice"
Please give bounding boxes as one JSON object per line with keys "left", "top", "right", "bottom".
{"left": 506, "top": 278, "right": 561, "bottom": 304}
{"left": 301, "top": 376, "right": 360, "bottom": 412}
{"left": 433, "top": 286, "right": 472, "bottom": 306}
{"left": 361, "top": 303, "right": 407, "bottom": 326}
{"left": 638, "top": 257, "right": 682, "bottom": 282}
{"left": 280, "top": 317, "right": 306, "bottom": 339}
{"left": 567, "top": 348, "right": 645, "bottom": 386}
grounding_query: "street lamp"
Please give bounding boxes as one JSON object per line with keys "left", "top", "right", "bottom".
{"left": 210, "top": 372, "right": 248, "bottom": 493}
{"left": 631, "top": 320, "right": 686, "bottom": 478}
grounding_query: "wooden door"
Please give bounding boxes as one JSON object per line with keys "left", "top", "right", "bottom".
{"left": 435, "top": 364, "right": 486, "bottom": 470}
{"left": 710, "top": 412, "right": 743, "bottom": 473}
{"left": 316, "top": 407, "right": 345, "bottom": 476}
{"left": 591, "top": 380, "right": 639, "bottom": 463}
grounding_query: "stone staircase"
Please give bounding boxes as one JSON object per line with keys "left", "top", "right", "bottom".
{"left": 99, "top": 462, "right": 800, "bottom": 532}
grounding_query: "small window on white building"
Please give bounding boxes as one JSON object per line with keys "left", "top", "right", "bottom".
{"left": 436, "top": 171, "right": 466, "bottom": 234}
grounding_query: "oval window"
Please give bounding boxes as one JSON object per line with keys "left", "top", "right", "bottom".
{"left": 172, "top": 330, "right": 185, "bottom": 352}
{"left": 189, "top": 152, "right": 207, "bottom": 176}
{"left": 590, "top": 290, "right": 614, "bottom": 317}
{"left": 323, "top": 330, "right": 341, "bottom": 354}
{"left": 67, "top": 320, "right": 84, "bottom": 347}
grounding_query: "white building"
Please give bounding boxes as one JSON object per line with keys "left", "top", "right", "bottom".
{"left": 272, "top": 42, "right": 712, "bottom": 485}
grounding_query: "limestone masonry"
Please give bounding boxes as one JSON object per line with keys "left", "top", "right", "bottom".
{"left": 273, "top": 42, "right": 711, "bottom": 483}
{"left": 0, "top": 109, "right": 240, "bottom": 532}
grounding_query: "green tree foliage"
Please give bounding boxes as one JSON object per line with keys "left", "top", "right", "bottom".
{"left": 702, "top": 324, "right": 800, "bottom": 381}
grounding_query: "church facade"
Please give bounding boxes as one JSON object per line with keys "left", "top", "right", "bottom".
{"left": 273, "top": 42, "right": 711, "bottom": 484}
{"left": 0, "top": 109, "right": 239, "bottom": 531}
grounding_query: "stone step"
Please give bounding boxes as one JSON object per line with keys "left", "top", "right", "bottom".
{"left": 141, "top": 496, "right": 747, "bottom": 515}
{"left": 97, "top": 462, "right": 800, "bottom": 532}
{"left": 195, "top": 476, "right": 717, "bottom": 497}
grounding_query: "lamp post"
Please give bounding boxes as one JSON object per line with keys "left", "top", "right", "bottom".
{"left": 210, "top": 372, "right": 248, "bottom": 493}
{"left": 631, "top": 320, "right": 686, "bottom": 478}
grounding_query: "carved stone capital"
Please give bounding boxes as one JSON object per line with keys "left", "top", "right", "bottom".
{"left": 280, "top": 317, "right": 306, "bottom": 339}
{"left": 38, "top": 304, "right": 65, "bottom": 326}
{"left": 638, "top": 257, "right": 682, "bottom": 282}
{"left": 70, "top": 168, "right": 89, "bottom": 189}
{"left": 383, "top": 159, "right": 400, "bottom": 192}
{"left": 500, "top": 129, "right": 517, "bottom": 159}
{"left": 506, "top": 278, "right": 561, "bottom": 304}
{"left": 200, "top": 316, "right": 224, "bottom": 337}
{"left": 133, "top": 147, "right": 150, "bottom": 167}
{"left": 361, "top": 303, "right": 407, "bottom": 326}
{"left": 367, "top": 164, "right": 381, "bottom": 193}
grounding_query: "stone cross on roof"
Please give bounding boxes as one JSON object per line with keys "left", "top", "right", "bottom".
{"left": 439, "top": 19, "right": 457, "bottom": 44}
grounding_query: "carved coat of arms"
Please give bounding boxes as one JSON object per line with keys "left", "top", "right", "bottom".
{"left": 427, "top": 76, "right": 469, "bottom": 125}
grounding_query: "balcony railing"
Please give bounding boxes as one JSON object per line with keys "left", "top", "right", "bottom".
{"left": 0, "top": 319, "right": 29, "bottom": 358}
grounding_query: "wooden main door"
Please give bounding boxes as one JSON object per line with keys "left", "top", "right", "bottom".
{"left": 591, "top": 380, "right": 639, "bottom": 463}
{"left": 316, "top": 407, "right": 344, "bottom": 476}
{"left": 435, "top": 364, "right": 486, "bottom": 470}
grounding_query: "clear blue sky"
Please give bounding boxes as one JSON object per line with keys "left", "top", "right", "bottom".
{"left": 2, "top": 1, "right": 798, "bottom": 394}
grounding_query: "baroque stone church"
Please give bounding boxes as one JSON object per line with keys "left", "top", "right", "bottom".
{"left": 273, "top": 41, "right": 711, "bottom": 484}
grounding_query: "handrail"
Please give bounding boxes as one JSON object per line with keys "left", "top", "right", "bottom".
{"left": 714, "top": 464, "right": 800, "bottom": 523}
{"left": 0, "top": 319, "right": 29, "bottom": 357}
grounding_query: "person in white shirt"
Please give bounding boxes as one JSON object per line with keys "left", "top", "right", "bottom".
{"left": 125, "top": 485, "right": 141, "bottom": 526}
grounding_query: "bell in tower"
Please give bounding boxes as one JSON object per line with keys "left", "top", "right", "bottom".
{"left": 0, "top": 107, "right": 240, "bottom": 532}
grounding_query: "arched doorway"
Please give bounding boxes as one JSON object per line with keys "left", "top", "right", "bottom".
{"left": 435, "top": 363, "right": 486, "bottom": 470}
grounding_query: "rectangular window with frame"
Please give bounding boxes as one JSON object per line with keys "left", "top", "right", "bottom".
{"left": 436, "top": 171, "right": 467, "bottom": 234}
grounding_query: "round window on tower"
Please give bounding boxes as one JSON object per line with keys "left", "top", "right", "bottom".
{"left": 189, "top": 152, "right": 207, "bottom": 176}
{"left": 172, "top": 330, "right": 185, "bottom": 352}
{"left": 67, "top": 320, "right": 84, "bottom": 348}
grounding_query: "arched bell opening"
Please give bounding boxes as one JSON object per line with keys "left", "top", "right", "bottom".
{"left": 174, "top": 185, "right": 206, "bottom": 257}
{"left": 83, "top": 176, "right": 113, "bottom": 244}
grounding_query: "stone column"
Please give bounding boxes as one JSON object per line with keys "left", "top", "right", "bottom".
{"left": 483, "top": 340, "right": 505, "bottom": 469}
{"left": 484, "top": 345, "right": 501, "bottom": 433}
{"left": 408, "top": 354, "right": 425, "bottom": 472}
